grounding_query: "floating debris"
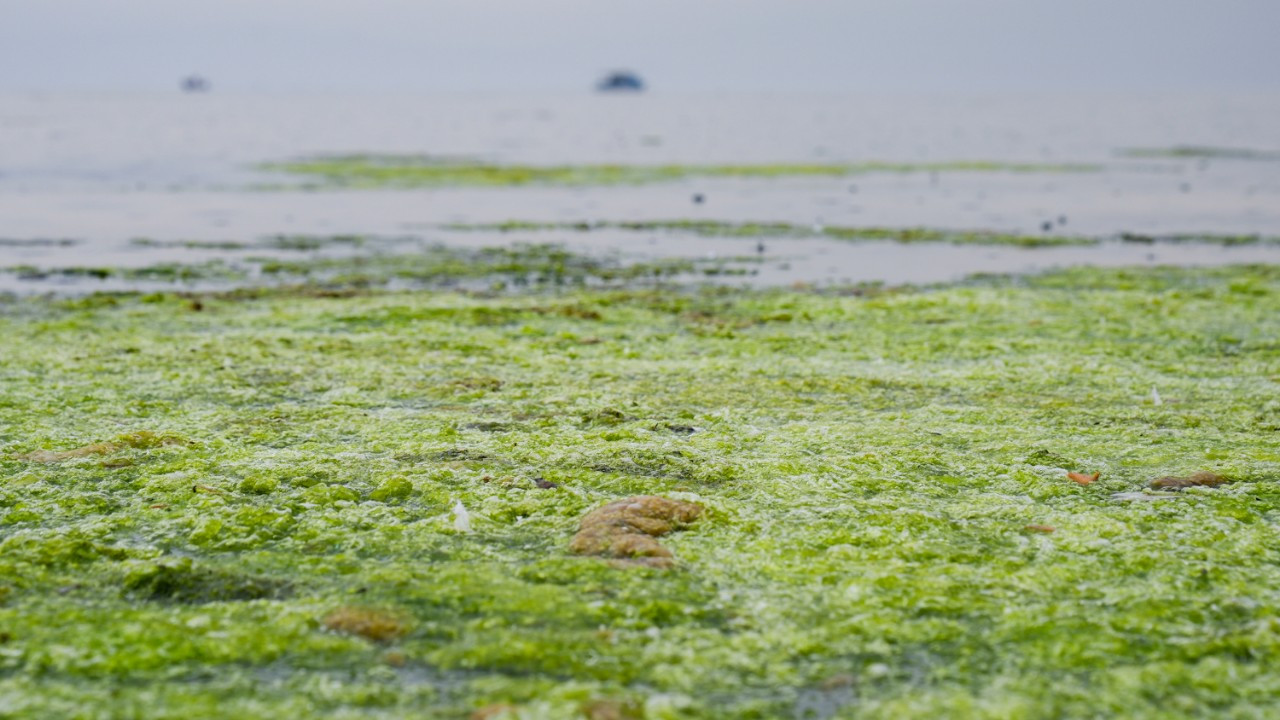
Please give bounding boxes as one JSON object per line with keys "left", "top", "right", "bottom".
{"left": 1066, "top": 471, "right": 1100, "bottom": 485}
{"left": 596, "top": 70, "right": 645, "bottom": 93}
{"left": 569, "top": 495, "right": 703, "bottom": 568}
{"left": 452, "top": 500, "right": 473, "bottom": 533}
{"left": 180, "top": 75, "right": 210, "bottom": 93}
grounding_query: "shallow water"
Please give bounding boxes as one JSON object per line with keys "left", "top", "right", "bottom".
{"left": 2, "top": 91, "right": 1279, "bottom": 292}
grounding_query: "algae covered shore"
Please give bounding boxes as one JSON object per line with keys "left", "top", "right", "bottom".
{"left": 2, "top": 264, "right": 1279, "bottom": 718}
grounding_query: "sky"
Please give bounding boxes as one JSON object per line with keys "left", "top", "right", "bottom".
{"left": 2, "top": 0, "right": 1279, "bottom": 93}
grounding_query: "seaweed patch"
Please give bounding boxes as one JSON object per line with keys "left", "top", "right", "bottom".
{"left": 123, "top": 558, "right": 291, "bottom": 604}
{"left": 2, "top": 264, "right": 1279, "bottom": 717}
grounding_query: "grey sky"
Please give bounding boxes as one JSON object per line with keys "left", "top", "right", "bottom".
{"left": 3, "top": 0, "right": 1278, "bottom": 93}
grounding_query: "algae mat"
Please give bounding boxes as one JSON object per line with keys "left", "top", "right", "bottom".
{"left": 258, "top": 156, "right": 1098, "bottom": 190}
{"left": 1, "top": 265, "right": 1279, "bottom": 719}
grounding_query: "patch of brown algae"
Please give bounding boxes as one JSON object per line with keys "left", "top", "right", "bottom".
{"left": 1150, "top": 471, "right": 1230, "bottom": 490}
{"left": 568, "top": 495, "right": 703, "bottom": 568}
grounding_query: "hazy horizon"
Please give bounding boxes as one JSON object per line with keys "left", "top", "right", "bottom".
{"left": 3, "top": 0, "right": 1279, "bottom": 94}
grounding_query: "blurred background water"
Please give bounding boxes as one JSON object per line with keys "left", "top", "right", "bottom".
{"left": 3, "top": 1, "right": 1279, "bottom": 291}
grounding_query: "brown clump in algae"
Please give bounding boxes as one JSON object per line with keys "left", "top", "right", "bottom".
{"left": 1150, "top": 471, "right": 1230, "bottom": 490}
{"left": 15, "top": 431, "right": 188, "bottom": 463}
{"left": 568, "top": 495, "right": 703, "bottom": 568}
{"left": 321, "top": 607, "right": 409, "bottom": 643}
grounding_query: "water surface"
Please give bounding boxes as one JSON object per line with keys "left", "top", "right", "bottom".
{"left": 2, "top": 92, "right": 1278, "bottom": 293}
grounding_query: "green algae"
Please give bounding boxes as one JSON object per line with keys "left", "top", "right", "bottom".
{"left": 3, "top": 259, "right": 244, "bottom": 283}
{"left": 131, "top": 238, "right": 253, "bottom": 251}
{"left": 447, "top": 220, "right": 1097, "bottom": 248}
{"left": 0, "top": 237, "right": 78, "bottom": 247}
{"left": 1119, "top": 231, "right": 1280, "bottom": 247}
{"left": 259, "top": 155, "right": 1100, "bottom": 189}
{"left": 0, "top": 264, "right": 1278, "bottom": 718}
{"left": 1119, "top": 146, "right": 1280, "bottom": 161}
{"left": 259, "top": 234, "right": 371, "bottom": 251}
{"left": 452, "top": 220, "right": 1280, "bottom": 249}
{"left": 131, "top": 235, "right": 374, "bottom": 252}
{"left": 2, "top": 244, "right": 707, "bottom": 293}
{"left": 246, "top": 244, "right": 702, "bottom": 290}
{"left": 123, "top": 557, "right": 292, "bottom": 604}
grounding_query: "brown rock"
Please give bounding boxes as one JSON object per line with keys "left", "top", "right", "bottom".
{"left": 569, "top": 495, "right": 703, "bottom": 568}
{"left": 1150, "top": 471, "right": 1229, "bottom": 490}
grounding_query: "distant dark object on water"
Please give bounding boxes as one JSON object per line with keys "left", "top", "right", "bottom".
{"left": 692, "top": 193, "right": 705, "bottom": 204}
{"left": 597, "top": 71, "right": 645, "bottom": 93}
{"left": 181, "top": 75, "right": 210, "bottom": 93}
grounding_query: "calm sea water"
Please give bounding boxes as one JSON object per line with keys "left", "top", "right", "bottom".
{"left": 2, "top": 91, "right": 1279, "bottom": 291}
